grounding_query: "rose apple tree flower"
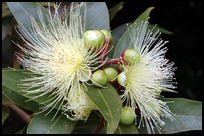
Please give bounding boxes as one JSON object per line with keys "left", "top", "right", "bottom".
{"left": 13, "top": 2, "right": 111, "bottom": 121}
{"left": 116, "top": 20, "right": 177, "bottom": 134}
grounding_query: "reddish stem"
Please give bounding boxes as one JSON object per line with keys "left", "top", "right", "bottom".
{"left": 100, "top": 38, "right": 111, "bottom": 62}
{"left": 92, "top": 118, "right": 104, "bottom": 134}
{"left": 8, "top": 104, "right": 32, "bottom": 125}
{"left": 102, "top": 58, "right": 120, "bottom": 67}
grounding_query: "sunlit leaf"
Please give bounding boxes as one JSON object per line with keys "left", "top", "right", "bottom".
{"left": 85, "top": 84, "right": 122, "bottom": 134}
{"left": 109, "top": 2, "right": 125, "bottom": 22}
{"left": 2, "top": 105, "right": 10, "bottom": 125}
{"left": 27, "top": 109, "right": 77, "bottom": 134}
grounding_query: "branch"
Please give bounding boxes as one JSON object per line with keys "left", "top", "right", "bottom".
{"left": 92, "top": 118, "right": 104, "bottom": 134}
{"left": 8, "top": 104, "right": 32, "bottom": 125}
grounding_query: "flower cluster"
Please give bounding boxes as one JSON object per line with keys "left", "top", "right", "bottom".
{"left": 14, "top": 2, "right": 176, "bottom": 134}
{"left": 14, "top": 2, "right": 109, "bottom": 121}
{"left": 117, "top": 21, "right": 177, "bottom": 134}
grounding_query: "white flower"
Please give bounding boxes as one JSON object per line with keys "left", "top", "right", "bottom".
{"left": 118, "top": 20, "right": 177, "bottom": 134}
{"left": 14, "top": 2, "right": 109, "bottom": 120}
{"left": 63, "top": 84, "right": 97, "bottom": 121}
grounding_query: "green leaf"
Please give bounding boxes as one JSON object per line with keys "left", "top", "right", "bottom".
{"left": 15, "top": 126, "right": 28, "bottom": 134}
{"left": 111, "top": 22, "right": 131, "bottom": 40}
{"left": 106, "top": 22, "right": 131, "bottom": 59}
{"left": 38, "top": 2, "right": 54, "bottom": 7}
{"left": 85, "top": 83, "right": 122, "bottom": 134}
{"left": 71, "top": 111, "right": 102, "bottom": 134}
{"left": 2, "top": 105, "right": 10, "bottom": 125}
{"left": 109, "top": 2, "right": 125, "bottom": 22}
{"left": 137, "top": 98, "right": 202, "bottom": 134}
{"left": 114, "top": 123, "right": 139, "bottom": 134}
{"left": 2, "top": 68, "right": 61, "bottom": 111}
{"left": 2, "top": 85, "right": 40, "bottom": 112}
{"left": 103, "top": 120, "right": 139, "bottom": 134}
{"left": 80, "top": 2, "right": 109, "bottom": 30}
{"left": 112, "top": 7, "right": 155, "bottom": 61}
{"left": 27, "top": 109, "right": 77, "bottom": 134}
{"left": 2, "top": 90, "right": 13, "bottom": 104}
{"left": 160, "top": 98, "right": 202, "bottom": 134}
{"left": 7, "top": 2, "right": 49, "bottom": 33}
{"left": 148, "top": 24, "right": 173, "bottom": 35}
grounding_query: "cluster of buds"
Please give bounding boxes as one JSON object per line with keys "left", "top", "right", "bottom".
{"left": 83, "top": 30, "right": 141, "bottom": 125}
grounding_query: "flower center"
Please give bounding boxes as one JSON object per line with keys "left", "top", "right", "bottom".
{"left": 50, "top": 41, "right": 91, "bottom": 82}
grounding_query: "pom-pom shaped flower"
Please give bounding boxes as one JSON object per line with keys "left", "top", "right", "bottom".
{"left": 14, "top": 2, "right": 110, "bottom": 120}
{"left": 118, "top": 20, "right": 177, "bottom": 134}
{"left": 62, "top": 84, "right": 97, "bottom": 121}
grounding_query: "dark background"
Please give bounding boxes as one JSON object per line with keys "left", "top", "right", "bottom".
{"left": 106, "top": 2, "right": 202, "bottom": 102}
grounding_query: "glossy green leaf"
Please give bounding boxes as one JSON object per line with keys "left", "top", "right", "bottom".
{"left": 2, "top": 85, "right": 40, "bottom": 112}
{"left": 2, "top": 68, "right": 66, "bottom": 113}
{"left": 109, "top": 2, "right": 125, "bottom": 22}
{"left": 38, "top": 2, "right": 54, "bottom": 7}
{"left": 85, "top": 83, "right": 122, "bottom": 134}
{"left": 160, "top": 98, "right": 202, "bottom": 134}
{"left": 148, "top": 24, "right": 173, "bottom": 35}
{"left": 27, "top": 109, "right": 77, "bottom": 134}
{"left": 2, "top": 90, "right": 13, "bottom": 104}
{"left": 114, "top": 123, "right": 139, "bottom": 134}
{"left": 112, "top": 22, "right": 131, "bottom": 40}
{"left": 106, "top": 22, "right": 131, "bottom": 60}
{"left": 2, "top": 105, "right": 10, "bottom": 125}
{"left": 137, "top": 98, "right": 202, "bottom": 134}
{"left": 71, "top": 111, "right": 102, "bottom": 134}
{"left": 103, "top": 118, "right": 139, "bottom": 134}
{"left": 7, "top": 2, "right": 49, "bottom": 33}
{"left": 15, "top": 126, "right": 28, "bottom": 134}
{"left": 2, "top": 68, "right": 36, "bottom": 91}
{"left": 80, "top": 2, "right": 109, "bottom": 30}
{"left": 112, "top": 7, "right": 155, "bottom": 61}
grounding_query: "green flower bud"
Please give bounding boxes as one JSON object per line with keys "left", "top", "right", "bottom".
{"left": 121, "top": 48, "right": 140, "bottom": 65}
{"left": 84, "top": 30, "right": 105, "bottom": 49}
{"left": 120, "top": 106, "right": 135, "bottom": 125}
{"left": 91, "top": 70, "right": 108, "bottom": 87}
{"left": 117, "top": 71, "right": 127, "bottom": 87}
{"left": 103, "top": 67, "right": 118, "bottom": 83}
{"left": 100, "top": 30, "right": 113, "bottom": 43}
